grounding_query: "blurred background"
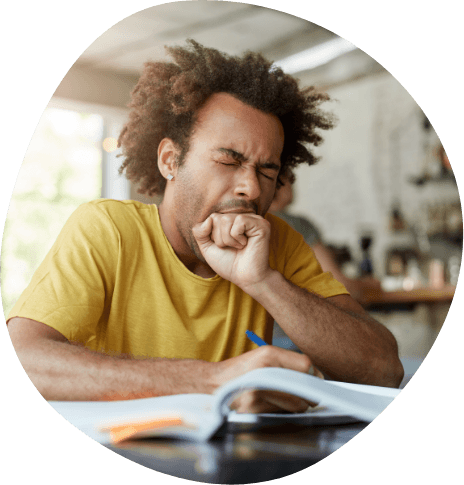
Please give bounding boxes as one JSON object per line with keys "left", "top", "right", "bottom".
{"left": 1, "top": 1, "right": 461, "bottom": 387}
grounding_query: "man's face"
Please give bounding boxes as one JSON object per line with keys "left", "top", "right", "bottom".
{"left": 169, "top": 92, "right": 285, "bottom": 260}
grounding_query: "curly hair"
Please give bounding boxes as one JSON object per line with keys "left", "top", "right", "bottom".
{"left": 118, "top": 39, "right": 335, "bottom": 196}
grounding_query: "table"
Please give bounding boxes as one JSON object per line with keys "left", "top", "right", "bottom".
{"left": 364, "top": 284, "right": 456, "bottom": 307}
{"left": 107, "top": 421, "right": 368, "bottom": 483}
{"left": 364, "top": 284, "right": 455, "bottom": 330}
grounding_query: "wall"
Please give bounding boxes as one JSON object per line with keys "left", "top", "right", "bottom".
{"left": 289, "top": 71, "right": 460, "bottom": 277}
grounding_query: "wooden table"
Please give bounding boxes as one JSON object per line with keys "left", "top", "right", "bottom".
{"left": 363, "top": 284, "right": 456, "bottom": 330}
{"left": 364, "top": 284, "right": 456, "bottom": 306}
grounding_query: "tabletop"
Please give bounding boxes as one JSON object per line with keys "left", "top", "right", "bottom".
{"left": 365, "top": 284, "right": 455, "bottom": 306}
{"left": 107, "top": 420, "right": 368, "bottom": 483}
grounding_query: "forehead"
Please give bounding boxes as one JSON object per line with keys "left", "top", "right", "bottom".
{"left": 190, "top": 93, "right": 284, "bottom": 161}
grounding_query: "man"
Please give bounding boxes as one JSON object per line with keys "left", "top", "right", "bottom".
{"left": 7, "top": 41, "right": 403, "bottom": 412}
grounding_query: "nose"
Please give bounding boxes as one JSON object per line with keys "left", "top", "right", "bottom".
{"left": 233, "top": 167, "right": 261, "bottom": 202}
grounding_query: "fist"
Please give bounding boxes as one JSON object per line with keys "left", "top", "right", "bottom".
{"left": 192, "top": 212, "right": 273, "bottom": 289}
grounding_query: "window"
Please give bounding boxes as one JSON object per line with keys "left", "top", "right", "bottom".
{"left": 1, "top": 100, "right": 128, "bottom": 318}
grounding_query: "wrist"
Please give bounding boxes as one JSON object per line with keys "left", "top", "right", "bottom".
{"left": 240, "top": 269, "right": 283, "bottom": 301}
{"left": 203, "top": 361, "right": 225, "bottom": 394}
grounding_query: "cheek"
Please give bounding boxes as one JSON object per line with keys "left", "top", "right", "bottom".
{"left": 260, "top": 193, "right": 274, "bottom": 215}
{"left": 179, "top": 181, "right": 216, "bottom": 219}
{"left": 263, "top": 184, "right": 279, "bottom": 213}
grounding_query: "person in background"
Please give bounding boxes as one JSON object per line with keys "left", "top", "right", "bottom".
{"left": 269, "top": 171, "right": 383, "bottom": 306}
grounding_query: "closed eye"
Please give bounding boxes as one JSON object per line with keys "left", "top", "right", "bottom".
{"left": 258, "top": 170, "right": 275, "bottom": 180}
{"left": 217, "top": 160, "right": 276, "bottom": 181}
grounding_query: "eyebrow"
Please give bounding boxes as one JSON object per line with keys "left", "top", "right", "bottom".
{"left": 216, "top": 148, "right": 280, "bottom": 171}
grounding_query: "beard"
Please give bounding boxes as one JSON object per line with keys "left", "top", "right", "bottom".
{"left": 173, "top": 169, "right": 209, "bottom": 263}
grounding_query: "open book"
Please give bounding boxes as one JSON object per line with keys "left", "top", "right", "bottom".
{"left": 49, "top": 367, "right": 400, "bottom": 445}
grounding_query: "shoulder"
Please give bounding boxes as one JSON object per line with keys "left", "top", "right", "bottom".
{"left": 265, "top": 212, "right": 306, "bottom": 250}
{"left": 83, "top": 198, "right": 152, "bottom": 218}
{"left": 265, "top": 212, "right": 293, "bottom": 237}
{"left": 265, "top": 211, "right": 293, "bottom": 228}
{"left": 55, "top": 200, "right": 156, "bottom": 249}
{"left": 72, "top": 199, "right": 154, "bottom": 230}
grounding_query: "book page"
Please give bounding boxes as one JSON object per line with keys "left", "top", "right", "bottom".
{"left": 49, "top": 393, "right": 220, "bottom": 444}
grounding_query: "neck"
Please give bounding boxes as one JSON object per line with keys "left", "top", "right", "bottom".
{"left": 158, "top": 201, "right": 217, "bottom": 278}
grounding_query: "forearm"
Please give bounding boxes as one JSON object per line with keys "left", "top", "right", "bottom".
{"left": 9, "top": 315, "right": 317, "bottom": 407}
{"left": 15, "top": 339, "right": 217, "bottom": 401}
{"left": 245, "top": 271, "right": 403, "bottom": 387}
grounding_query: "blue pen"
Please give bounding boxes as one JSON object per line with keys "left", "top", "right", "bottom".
{"left": 245, "top": 330, "right": 267, "bottom": 347}
{"left": 246, "top": 330, "right": 319, "bottom": 377}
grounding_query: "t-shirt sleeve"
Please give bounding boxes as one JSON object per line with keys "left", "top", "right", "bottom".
{"left": 267, "top": 213, "right": 349, "bottom": 298}
{"left": 7, "top": 202, "right": 120, "bottom": 345}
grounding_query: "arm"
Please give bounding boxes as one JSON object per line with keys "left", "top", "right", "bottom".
{"left": 244, "top": 272, "right": 403, "bottom": 387}
{"left": 8, "top": 317, "right": 215, "bottom": 401}
{"left": 8, "top": 317, "right": 313, "bottom": 411}
{"left": 193, "top": 213, "right": 403, "bottom": 388}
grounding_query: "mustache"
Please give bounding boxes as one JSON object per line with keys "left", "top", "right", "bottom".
{"left": 211, "top": 200, "right": 258, "bottom": 214}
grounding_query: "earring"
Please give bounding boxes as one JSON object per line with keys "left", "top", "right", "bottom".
{"left": 167, "top": 174, "right": 174, "bottom": 181}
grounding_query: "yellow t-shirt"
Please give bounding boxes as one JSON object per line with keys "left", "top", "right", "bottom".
{"left": 7, "top": 199, "right": 348, "bottom": 361}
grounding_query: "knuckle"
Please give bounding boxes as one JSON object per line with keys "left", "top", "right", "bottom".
{"left": 300, "top": 353, "right": 313, "bottom": 370}
{"left": 256, "top": 345, "right": 277, "bottom": 364}
{"left": 302, "top": 353, "right": 312, "bottom": 366}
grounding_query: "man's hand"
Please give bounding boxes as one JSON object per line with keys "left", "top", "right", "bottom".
{"left": 192, "top": 213, "right": 273, "bottom": 290}
{"left": 212, "top": 345, "right": 321, "bottom": 414}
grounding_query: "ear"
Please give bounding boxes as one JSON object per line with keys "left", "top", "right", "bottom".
{"left": 157, "top": 138, "right": 180, "bottom": 180}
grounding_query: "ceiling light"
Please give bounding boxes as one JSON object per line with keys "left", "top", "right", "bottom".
{"left": 273, "top": 37, "right": 357, "bottom": 74}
